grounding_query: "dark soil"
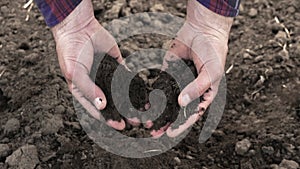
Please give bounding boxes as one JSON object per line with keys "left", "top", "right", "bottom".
{"left": 95, "top": 52, "right": 199, "bottom": 133}
{"left": 94, "top": 53, "right": 146, "bottom": 124}
{"left": 0, "top": 0, "right": 300, "bottom": 168}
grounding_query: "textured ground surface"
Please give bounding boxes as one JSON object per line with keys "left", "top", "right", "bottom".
{"left": 0, "top": 0, "right": 299, "bottom": 168}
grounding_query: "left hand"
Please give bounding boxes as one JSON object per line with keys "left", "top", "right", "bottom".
{"left": 150, "top": 0, "right": 233, "bottom": 138}
{"left": 52, "top": 0, "right": 126, "bottom": 130}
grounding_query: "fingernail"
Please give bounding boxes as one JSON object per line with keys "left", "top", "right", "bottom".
{"left": 93, "top": 97, "right": 102, "bottom": 110}
{"left": 181, "top": 94, "right": 191, "bottom": 107}
{"left": 145, "top": 120, "right": 153, "bottom": 129}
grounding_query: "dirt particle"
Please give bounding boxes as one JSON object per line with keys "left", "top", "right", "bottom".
{"left": 270, "top": 164, "right": 279, "bottom": 169}
{"left": 150, "top": 4, "right": 165, "bottom": 12}
{"left": 174, "top": 157, "right": 181, "bottom": 164}
{"left": 275, "top": 31, "right": 287, "bottom": 40}
{"left": 235, "top": 138, "right": 251, "bottom": 155}
{"left": 287, "top": 6, "right": 296, "bottom": 14}
{"left": 3, "top": 118, "right": 20, "bottom": 135}
{"left": 0, "top": 138, "right": 9, "bottom": 144}
{"left": 41, "top": 115, "right": 63, "bottom": 135}
{"left": 254, "top": 55, "right": 264, "bottom": 63}
{"left": 5, "top": 144, "right": 39, "bottom": 169}
{"left": 248, "top": 8, "right": 258, "bottom": 17}
{"left": 248, "top": 149, "right": 256, "bottom": 156}
{"left": 186, "top": 155, "right": 194, "bottom": 160}
{"left": 55, "top": 105, "right": 66, "bottom": 114}
{"left": 104, "top": 1, "right": 124, "bottom": 19}
{"left": 64, "top": 121, "right": 81, "bottom": 130}
{"left": 24, "top": 126, "right": 31, "bottom": 134}
{"left": 279, "top": 159, "right": 299, "bottom": 169}
{"left": 0, "top": 144, "right": 10, "bottom": 159}
{"left": 262, "top": 146, "right": 274, "bottom": 155}
{"left": 24, "top": 53, "right": 40, "bottom": 64}
{"left": 139, "top": 13, "right": 151, "bottom": 24}
{"left": 0, "top": 6, "right": 9, "bottom": 14}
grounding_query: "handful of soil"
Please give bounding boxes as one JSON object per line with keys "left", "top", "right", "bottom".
{"left": 94, "top": 53, "right": 148, "bottom": 124}
{"left": 94, "top": 52, "right": 200, "bottom": 137}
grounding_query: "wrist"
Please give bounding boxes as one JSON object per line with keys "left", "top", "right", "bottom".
{"left": 187, "top": 0, "right": 233, "bottom": 40}
{"left": 51, "top": 0, "right": 95, "bottom": 41}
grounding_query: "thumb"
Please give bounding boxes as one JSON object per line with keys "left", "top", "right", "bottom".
{"left": 178, "top": 35, "right": 225, "bottom": 107}
{"left": 71, "top": 62, "right": 107, "bottom": 110}
{"left": 178, "top": 68, "right": 211, "bottom": 107}
{"left": 63, "top": 42, "right": 108, "bottom": 110}
{"left": 178, "top": 55, "right": 224, "bottom": 107}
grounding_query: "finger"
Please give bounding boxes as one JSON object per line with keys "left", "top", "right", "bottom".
{"left": 178, "top": 43, "right": 224, "bottom": 107}
{"left": 69, "top": 81, "right": 125, "bottom": 130}
{"left": 144, "top": 120, "right": 153, "bottom": 129}
{"left": 70, "top": 61, "right": 107, "bottom": 110}
{"left": 126, "top": 117, "right": 141, "bottom": 127}
{"left": 106, "top": 119, "right": 126, "bottom": 131}
{"left": 126, "top": 101, "right": 151, "bottom": 127}
{"left": 107, "top": 45, "right": 123, "bottom": 65}
{"left": 150, "top": 122, "right": 171, "bottom": 139}
{"left": 166, "top": 113, "right": 200, "bottom": 138}
{"left": 197, "top": 81, "right": 219, "bottom": 112}
{"left": 166, "top": 80, "right": 220, "bottom": 138}
{"left": 68, "top": 82, "right": 102, "bottom": 120}
{"left": 178, "top": 68, "right": 211, "bottom": 107}
{"left": 142, "top": 103, "right": 153, "bottom": 128}
{"left": 59, "top": 38, "right": 108, "bottom": 110}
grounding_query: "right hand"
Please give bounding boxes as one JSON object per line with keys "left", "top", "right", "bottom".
{"left": 51, "top": 0, "right": 126, "bottom": 130}
{"left": 151, "top": 0, "right": 233, "bottom": 138}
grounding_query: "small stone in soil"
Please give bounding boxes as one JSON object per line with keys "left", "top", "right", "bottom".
{"left": 235, "top": 138, "right": 251, "bottom": 155}
{"left": 3, "top": 118, "right": 20, "bottom": 135}
{"left": 248, "top": 8, "right": 258, "bottom": 17}
{"left": 5, "top": 145, "right": 39, "bottom": 169}
{"left": 279, "top": 159, "right": 299, "bottom": 169}
{"left": 0, "top": 144, "right": 10, "bottom": 158}
{"left": 55, "top": 105, "right": 66, "bottom": 114}
{"left": 41, "top": 114, "right": 63, "bottom": 135}
{"left": 24, "top": 53, "right": 40, "bottom": 64}
{"left": 262, "top": 146, "right": 274, "bottom": 155}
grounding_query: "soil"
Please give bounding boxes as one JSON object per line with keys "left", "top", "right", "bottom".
{"left": 0, "top": 0, "right": 300, "bottom": 169}
{"left": 94, "top": 52, "right": 199, "bottom": 134}
{"left": 94, "top": 53, "right": 146, "bottom": 124}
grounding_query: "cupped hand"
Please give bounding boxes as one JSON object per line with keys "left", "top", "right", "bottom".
{"left": 151, "top": 0, "right": 233, "bottom": 138}
{"left": 51, "top": 0, "right": 126, "bottom": 130}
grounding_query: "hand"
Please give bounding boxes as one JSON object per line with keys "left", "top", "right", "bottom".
{"left": 51, "top": 0, "right": 126, "bottom": 130}
{"left": 151, "top": 0, "right": 233, "bottom": 138}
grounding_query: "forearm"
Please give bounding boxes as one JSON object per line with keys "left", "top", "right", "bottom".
{"left": 197, "top": 0, "right": 241, "bottom": 17}
{"left": 187, "top": 0, "right": 234, "bottom": 42}
{"left": 34, "top": 0, "right": 82, "bottom": 27}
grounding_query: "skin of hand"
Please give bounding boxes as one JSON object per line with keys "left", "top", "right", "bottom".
{"left": 150, "top": 0, "right": 234, "bottom": 138}
{"left": 51, "top": 0, "right": 126, "bottom": 130}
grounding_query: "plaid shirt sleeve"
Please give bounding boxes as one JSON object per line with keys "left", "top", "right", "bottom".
{"left": 197, "top": 0, "right": 240, "bottom": 17}
{"left": 35, "top": 0, "right": 82, "bottom": 27}
{"left": 35, "top": 0, "right": 239, "bottom": 27}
